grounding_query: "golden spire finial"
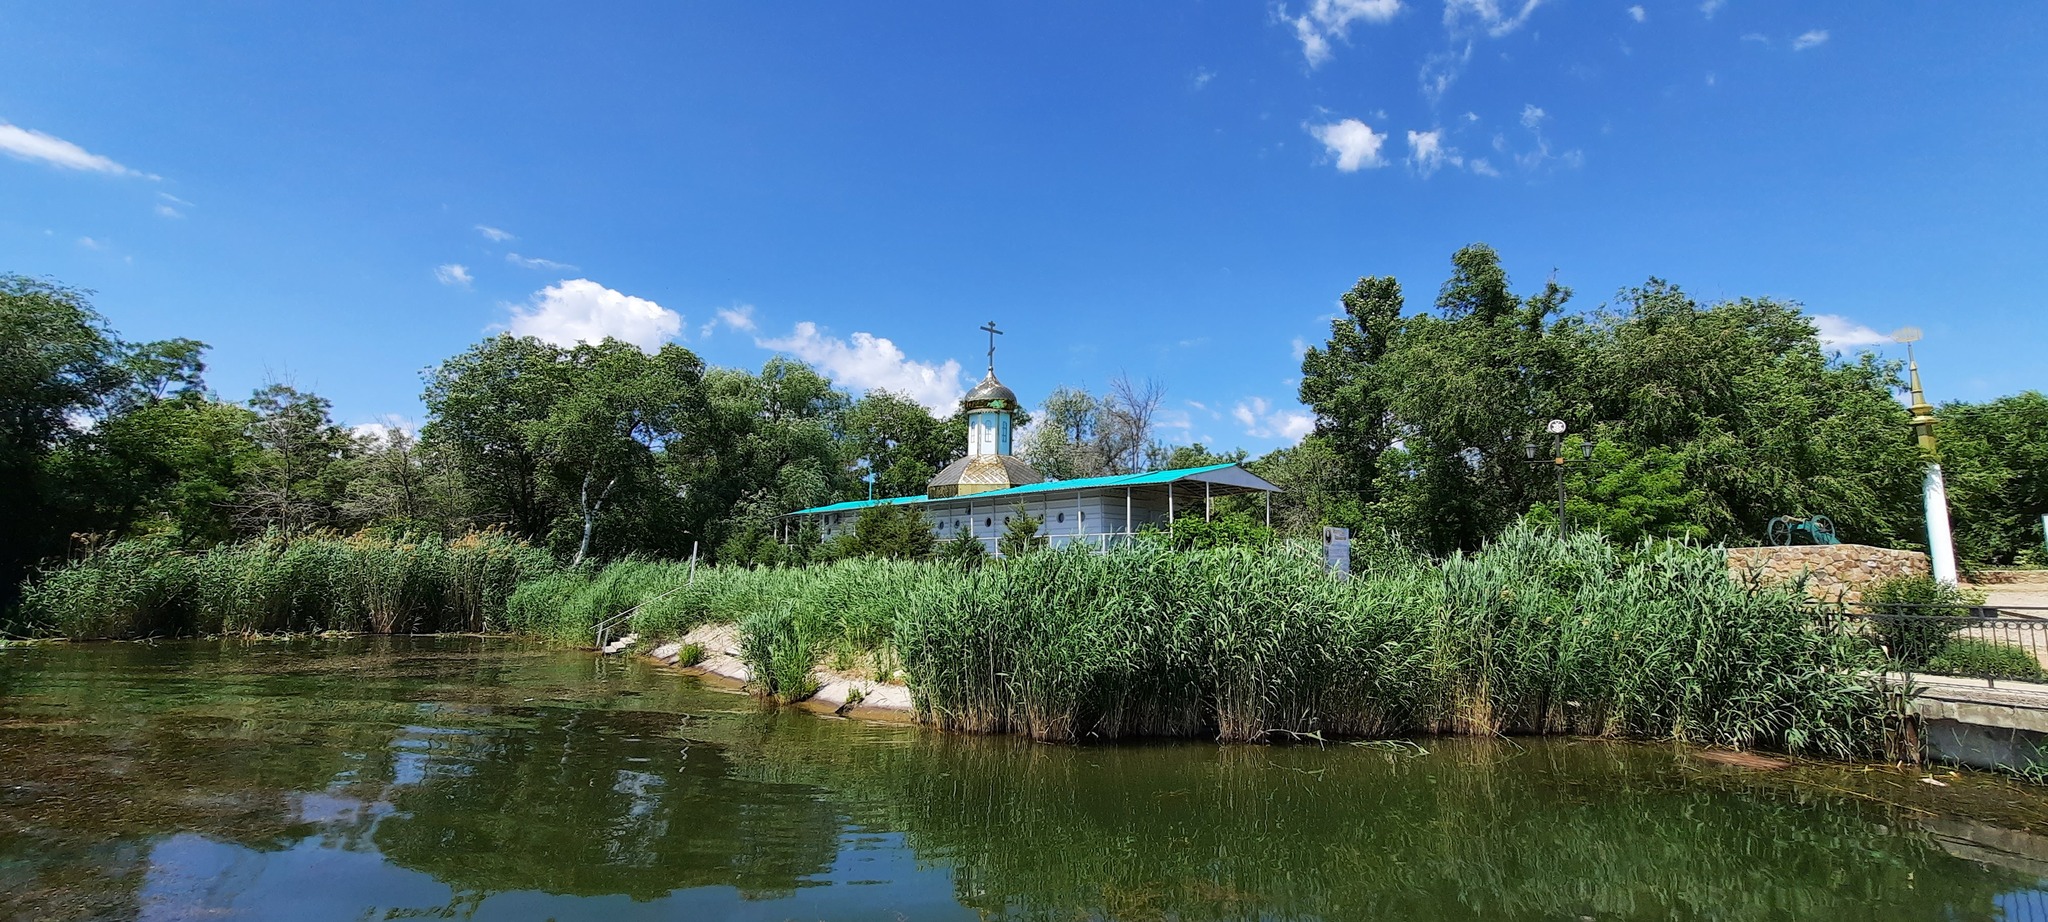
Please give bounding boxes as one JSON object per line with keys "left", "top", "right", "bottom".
{"left": 1901, "top": 336, "right": 1938, "bottom": 456}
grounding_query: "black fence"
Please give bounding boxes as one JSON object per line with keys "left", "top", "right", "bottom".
{"left": 1820, "top": 603, "right": 2048, "bottom": 686}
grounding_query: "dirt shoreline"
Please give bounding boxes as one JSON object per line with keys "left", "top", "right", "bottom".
{"left": 638, "top": 622, "right": 915, "bottom": 723}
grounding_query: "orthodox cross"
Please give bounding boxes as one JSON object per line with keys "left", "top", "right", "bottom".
{"left": 980, "top": 320, "right": 1003, "bottom": 373}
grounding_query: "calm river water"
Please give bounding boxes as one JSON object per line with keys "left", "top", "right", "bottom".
{"left": 5, "top": 637, "right": 2048, "bottom": 921}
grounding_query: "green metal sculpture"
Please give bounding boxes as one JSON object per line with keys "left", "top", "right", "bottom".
{"left": 1766, "top": 515, "right": 1840, "bottom": 546}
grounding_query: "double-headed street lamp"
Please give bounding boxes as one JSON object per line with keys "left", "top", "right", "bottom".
{"left": 1525, "top": 419, "right": 1594, "bottom": 541}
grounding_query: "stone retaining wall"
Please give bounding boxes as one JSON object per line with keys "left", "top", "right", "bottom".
{"left": 1726, "top": 544, "right": 1930, "bottom": 604}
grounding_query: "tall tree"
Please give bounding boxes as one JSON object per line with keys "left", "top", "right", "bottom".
{"left": 1938, "top": 392, "right": 2048, "bottom": 565}
{"left": 422, "top": 335, "right": 568, "bottom": 541}
{"left": 840, "top": 390, "right": 957, "bottom": 499}
{"left": 239, "top": 383, "right": 352, "bottom": 536}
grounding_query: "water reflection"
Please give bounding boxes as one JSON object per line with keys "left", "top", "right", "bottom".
{"left": 3, "top": 637, "right": 2047, "bottom": 921}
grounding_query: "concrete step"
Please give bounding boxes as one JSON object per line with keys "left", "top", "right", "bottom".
{"left": 601, "top": 633, "right": 638, "bottom": 655}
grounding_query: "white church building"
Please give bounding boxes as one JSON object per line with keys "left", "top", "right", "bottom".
{"left": 784, "top": 331, "right": 1281, "bottom": 553}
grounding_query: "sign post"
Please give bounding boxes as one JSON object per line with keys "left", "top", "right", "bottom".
{"left": 1322, "top": 527, "right": 1351, "bottom": 578}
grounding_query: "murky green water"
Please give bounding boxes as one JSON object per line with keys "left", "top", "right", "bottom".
{"left": 5, "top": 638, "right": 2048, "bottom": 921}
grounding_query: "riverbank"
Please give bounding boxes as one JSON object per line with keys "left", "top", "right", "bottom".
{"left": 641, "top": 622, "right": 915, "bottom": 721}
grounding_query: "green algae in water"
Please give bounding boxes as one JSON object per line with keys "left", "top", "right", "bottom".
{"left": 2, "top": 637, "right": 2046, "bottom": 921}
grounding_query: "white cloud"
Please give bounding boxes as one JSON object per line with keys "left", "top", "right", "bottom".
{"left": 1812, "top": 314, "right": 1889, "bottom": 349}
{"left": 475, "top": 224, "right": 515, "bottom": 242}
{"left": 1792, "top": 29, "right": 1829, "bottom": 50}
{"left": 1308, "top": 118, "right": 1388, "bottom": 172}
{"left": 1420, "top": 42, "right": 1475, "bottom": 103}
{"left": 1520, "top": 103, "right": 1547, "bottom": 128}
{"left": 1286, "top": 0, "right": 1403, "bottom": 67}
{"left": 154, "top": 192, "right": 190, "bottom": 219}
{"left": 699, "top": 304, "right": 759, "bottom": 338}
{"left": 507, "top": 279, "right": 682, "bottom": 353}
{"left": 1406, "top": 129, "right": 1462, "bottom": 177}
{"left": 1741, "top": 32, "right": 1771, "bottom": 45}
{"left": 1290, "top": 336, "right": 1310, "bottom": 359}
{"left": 435, "top": 264, "right": 473, "bottom": 288}
{"left": 0, "top": 122, "right": 152, "bottom": 178}
{"left": 77, "top": 236, "right": 104, "bottom": 250}
{"left": 1700, "top": 0, "right": 1726, "bottom": 17}
{"left": 758, "top": 322, "right": 965, "bottom": 415}
{"left": 1233, "top": 397, "right": 1316, "bottom": 442}
{"left": 350, "top": 415, "right": 419, "bottom": 444}
{"left": 1444, "top": 0, "right": 1543, "bottom": 38}
{"left": 1191, "top": 67, "right": 1216, "bottom": 89}
{"left": 1627, "top": 5, "right": 1646, "bottom": 22}
{"left": 507, "top": 252, "right": 577, "bottom": 271}
{"left": 1468, "top": 157, "right": 1502, "bottom": 177}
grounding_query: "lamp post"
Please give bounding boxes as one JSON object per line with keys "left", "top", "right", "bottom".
{"left": 1525, "top": 419, "right": 1595, "bottom": 541}
{"left": 1895, "top": 327, "right": 1959, "bottom": 585}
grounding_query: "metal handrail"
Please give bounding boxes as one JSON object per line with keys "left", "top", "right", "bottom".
{"left": 595, "top": 542, "right": 696, "bottom": 650}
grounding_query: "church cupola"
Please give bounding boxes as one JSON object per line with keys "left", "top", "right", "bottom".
{"left": 926, "top": 321, "right": 1045, "bottom": 499}
{"left": 962, "top": 371, "right": 1017, "bottom": 457}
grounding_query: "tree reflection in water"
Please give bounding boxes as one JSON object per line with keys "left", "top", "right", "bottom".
{"left": 3, "top": 637, "right": 2046, "bottom": 921}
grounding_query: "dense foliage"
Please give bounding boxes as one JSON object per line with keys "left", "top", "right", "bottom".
{"left": 1292, "top": 246, "right": 1934, "bottom": 554}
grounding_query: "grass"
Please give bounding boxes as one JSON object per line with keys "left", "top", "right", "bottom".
{"left": 17, "top": 531, "right": 552, "bottom": 638}
{"left": 1926, "top": 638, "right": 2046, "bottom": 682}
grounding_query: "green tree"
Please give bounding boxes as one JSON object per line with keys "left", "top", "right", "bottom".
{"left": 339, "top": 427, "right": 461, "bottom": 536}
{"left": 422, "top": 335, "right": 568, "bottom": 542}
{"left": 997, "top": 504, "right": 1045, "bottom": 558}
{"left": 1299, "top": 275, "right": 1405, "bottom": 509}
{"left": 1247, "top": 435, "right": 1365, "bottom": 536}
{"left": 1023, "top": 386, "right": 1108, "bottom": 479}
{"left": 669, "top": 358, "right": 848, "bottom": 562}
{"left": 1938, "top": 391, "right": 2048, "bottom": 565}
{"left": 847, "top": 503, "right": 936, "bottom": 560}
{"left": 239, "top": 383, "right": 353, "bottom": 536}
{"left": 840, "top": 390, "right": 957, "bottom": 499}
{"left": 422, "top": 334, "right": 709, "bottom": 564}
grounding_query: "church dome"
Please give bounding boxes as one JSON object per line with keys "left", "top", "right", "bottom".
{"left": 961, "top": 371, "right": 1017, "bottom": 411}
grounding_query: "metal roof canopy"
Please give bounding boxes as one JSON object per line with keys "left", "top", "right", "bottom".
{"left": 783, "top": 462, "right": 1281, "bottom": 517}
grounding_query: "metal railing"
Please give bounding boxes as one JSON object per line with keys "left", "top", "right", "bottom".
{"left": 594, "top": 542, "right": 697, "bottom": 651}
{"left": 1819, "top": 603, "right": 2048, "bottom": 687}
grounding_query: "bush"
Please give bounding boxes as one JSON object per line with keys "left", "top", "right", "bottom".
{"left": 1926, "top": 639, "right": 2046, "bottom": 681}
{"left": 996, "top": 505, "right": 1045, "bottom": 558}
{"left": 1862, "top": 574, "right": 1985, "bottom": 668}
{"left": 1155, "top": 511, "right": 1278, "bottom": 551}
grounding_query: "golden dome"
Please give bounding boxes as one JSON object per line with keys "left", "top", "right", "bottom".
{"left": 961, "top": 371, "right": 1017, "bottom": 411}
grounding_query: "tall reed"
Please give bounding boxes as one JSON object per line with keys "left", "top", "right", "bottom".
{"left": 688, "top": 525, "right": 1887, "bottom": 755}
{"left": 20, "top": 531, "right": 552, "bottom": 638}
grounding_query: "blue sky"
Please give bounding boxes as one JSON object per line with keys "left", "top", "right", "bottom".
{"left": 4, "top": 2, "right": 2043, "bottom": 453}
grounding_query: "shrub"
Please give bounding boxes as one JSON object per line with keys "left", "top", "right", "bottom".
{"left": 1862, "top": 574, "right": 1985, "bottom": 668}
{"left": 996, "top": 505, "right": 1045, "bottom": 558}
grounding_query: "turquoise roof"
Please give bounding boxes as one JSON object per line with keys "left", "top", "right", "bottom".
{"left": 786, "top": 462, "right": 1252, "bottom": 517}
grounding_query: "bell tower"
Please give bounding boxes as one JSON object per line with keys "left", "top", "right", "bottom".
{"left": 926, "top": 321, "right": 1044, "bottom": 498}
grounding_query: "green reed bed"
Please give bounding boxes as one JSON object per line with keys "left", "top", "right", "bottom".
{"left": 569, "top": 525, "right": 1885, "bottom": 755}
{"left": 894, "top": 526, "right": 1880, "bottom": 754}
{"left": 18, "top": 532, "right": 551, "bottom": 638}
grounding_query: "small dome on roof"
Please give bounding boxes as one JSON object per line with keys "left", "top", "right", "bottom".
{"left": 961, "top": 371, "right": 1017, "bottom": 411}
